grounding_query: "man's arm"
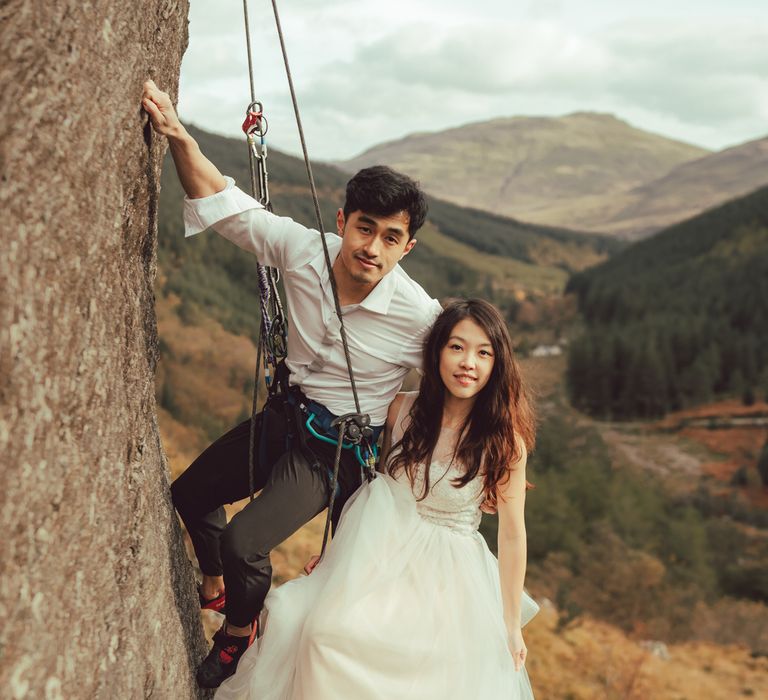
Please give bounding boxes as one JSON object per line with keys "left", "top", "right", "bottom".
{"left": 142, "top": 80, "right": 319, "bottom": 270}
{"left": 142, "top": 80, "right": 226, "bottom": 198}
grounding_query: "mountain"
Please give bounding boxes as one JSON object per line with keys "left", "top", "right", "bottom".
{"left": 566, "top": 184, "right": 768, "bottom": 419}
{"left": 338, "top": 112, "right": 709, "bottom": 235}
{"left": 601, "top": 136, "right": 768, "bottom": 239}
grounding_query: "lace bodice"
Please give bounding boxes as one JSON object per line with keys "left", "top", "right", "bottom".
{"left": 388, "top": 393, "right": 484, "bottom": 535}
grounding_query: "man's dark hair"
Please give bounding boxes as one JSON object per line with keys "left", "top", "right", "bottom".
{"left": 343, "top": 165, "right": 428, "bottom": 239}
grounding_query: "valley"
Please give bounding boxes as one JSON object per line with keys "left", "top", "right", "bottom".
{"left": 155, "top": 123, "right": 768, "bottom": 699}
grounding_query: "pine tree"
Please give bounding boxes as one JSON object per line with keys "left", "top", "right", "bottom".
{"left": 757, "top": 439, "right": 768, "bottom": 488}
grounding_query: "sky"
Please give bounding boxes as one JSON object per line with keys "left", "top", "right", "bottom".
{"left": 177, "top": 0, "right": 768, "bottom": 161}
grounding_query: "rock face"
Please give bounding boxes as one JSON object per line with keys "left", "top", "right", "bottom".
{"left": 0, "top": 2, "right": 208, "bottom": 698}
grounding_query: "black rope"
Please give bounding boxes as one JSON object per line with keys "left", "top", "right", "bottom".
{"left": 320, "top": 419, "right": 347, "bottom": 559}
{"left": 247, "top": 320, "right": 264, "bottom": 502}
{"left": 243, "top": 0, "right": 261, "bottom": 503}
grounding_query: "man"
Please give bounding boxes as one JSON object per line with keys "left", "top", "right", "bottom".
{"left": 142, "top": 80, "right": 441, "bottom": 688}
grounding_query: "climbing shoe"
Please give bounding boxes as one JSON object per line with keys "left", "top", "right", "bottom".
{"left": 196, "top": 625, "right": 252, "bottom": 688}
{"left": 199, "top": 587, "right": 226, "bottom": 614}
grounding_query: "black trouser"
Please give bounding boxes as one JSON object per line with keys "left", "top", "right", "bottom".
{"left": 171, "top": 401, "right": 362, "bottom": 628}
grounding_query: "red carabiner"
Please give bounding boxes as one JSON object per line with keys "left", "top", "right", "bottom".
{"left": 242, "top": 110, "right": 263, "bottom": 135}
{"left": 243, "top": 100, "right": 268, "bottom": 137}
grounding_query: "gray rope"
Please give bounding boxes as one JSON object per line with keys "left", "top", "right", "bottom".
{"left": 241, "top": 0, "right": 374, "bottom": 557}
{"left": 268, "top": 0, "right": 363, "bottom": 417}
{"left": 243, "top": 0, "right": 278, "bottom": 502}
{"left": 242, "top": 0, "right": 257, "bottom": 102}
{"left": 268, "top": 0, "right": 377, "bottom": 557}
{"left": 256, "top": 265, "right": 273, "bottom": 341}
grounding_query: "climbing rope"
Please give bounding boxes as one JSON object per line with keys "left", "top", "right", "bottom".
{"left": 241, "top": 0, "right": 377, "bottom": 555}
{"left": 242, "top": 0, "right": 287, "bottom": 503}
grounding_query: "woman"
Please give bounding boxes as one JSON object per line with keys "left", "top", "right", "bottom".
{"left": 216, "top": 299, "right": 538, "bottom": 699}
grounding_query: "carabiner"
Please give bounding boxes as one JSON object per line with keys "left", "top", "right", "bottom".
{"left": 242, "top": 100, "right": 268, "bottom": 137}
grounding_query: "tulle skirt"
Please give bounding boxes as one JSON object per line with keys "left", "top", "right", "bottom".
{"left": 216, "top": 473, "right": 538, "bottom": 700}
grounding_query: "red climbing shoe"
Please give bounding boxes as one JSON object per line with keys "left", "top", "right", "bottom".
{"left": 196, "top": 624, "right": 253, "bottom": 688}
{"left": 199, "top": 587, "right": 226, "bottom": 614}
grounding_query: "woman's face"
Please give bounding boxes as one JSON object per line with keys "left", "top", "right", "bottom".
{"left": 439, "top": 318, "right": 495, "bottom": 402}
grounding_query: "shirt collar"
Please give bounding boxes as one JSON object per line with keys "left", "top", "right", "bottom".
{"left": 308, "top": 234, "right": 397, "bottom": 316}
{"left": 308, "top": 234, "right": 342, "bottom": 281}
{"left": 359, "top": 267, "right": 397, "bottom": 315}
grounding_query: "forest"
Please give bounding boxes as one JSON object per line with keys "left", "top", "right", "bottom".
{"left": 566, "top": 185, "right": 768, "bottom": 419}
{"left": 481, "top": 401, "right": 768, "bottom": 651}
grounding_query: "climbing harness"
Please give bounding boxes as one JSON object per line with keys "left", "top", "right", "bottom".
{"left": 241, "top": 0, "right": 377, "bottom": 557}
{"left": 304, "top": 413, "right": 379, "bottom": 471}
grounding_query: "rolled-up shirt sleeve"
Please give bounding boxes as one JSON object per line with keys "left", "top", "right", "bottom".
{"left": 182, "top": 176, "right": 313, "bottom": 270}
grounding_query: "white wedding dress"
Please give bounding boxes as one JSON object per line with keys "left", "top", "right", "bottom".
{"left": 216, "top": 393, "right": 538, "bottom": 699}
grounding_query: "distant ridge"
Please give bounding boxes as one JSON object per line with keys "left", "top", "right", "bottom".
{"left": 339, "top": 112, "right": 709, "bottom": 236}
{"left": 603, "top": 136, "right": 768, "bottom": 239}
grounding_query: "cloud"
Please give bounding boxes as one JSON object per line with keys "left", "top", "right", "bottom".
{"left": 176, "top": 2, "right": 768, "bottom": 160}
{"left": 598, "top": 21, "right": 768, "bottom": 143}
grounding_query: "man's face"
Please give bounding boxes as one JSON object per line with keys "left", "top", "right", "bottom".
{"left": 336, "top": 208, "right": 416, "bottom": 286}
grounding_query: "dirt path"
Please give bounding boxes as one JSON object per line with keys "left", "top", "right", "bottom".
{"left": 598, "top": 423, "right": 704, "bottom": 483}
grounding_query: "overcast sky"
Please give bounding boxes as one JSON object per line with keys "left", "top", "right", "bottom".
{"left": 177, "top": 0, "right": 768, "bottom": 161}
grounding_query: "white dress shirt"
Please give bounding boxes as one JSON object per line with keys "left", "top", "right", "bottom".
{"left": 183, "top": 177, "right": 442, "bottom": 426}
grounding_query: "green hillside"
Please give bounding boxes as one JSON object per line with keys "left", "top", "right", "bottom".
{"left": 566, "top": 185, "right": 768, "bottom": 419}
{"left": 425, "top": 196, "right": 619, "bottom": 267}
{"left": 157, "top": 125, "right": 617, "bottom": 339}
{"left": 157, "top": 125, "right": 346, "bottom": 340}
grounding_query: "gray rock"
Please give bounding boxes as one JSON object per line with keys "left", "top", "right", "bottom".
{"left": 0, "top": 1, "right": 209, "bottom": 697}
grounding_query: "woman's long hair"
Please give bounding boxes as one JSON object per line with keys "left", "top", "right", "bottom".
{"left": 387, "top": 299, "right": 535, "bottom": 506}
